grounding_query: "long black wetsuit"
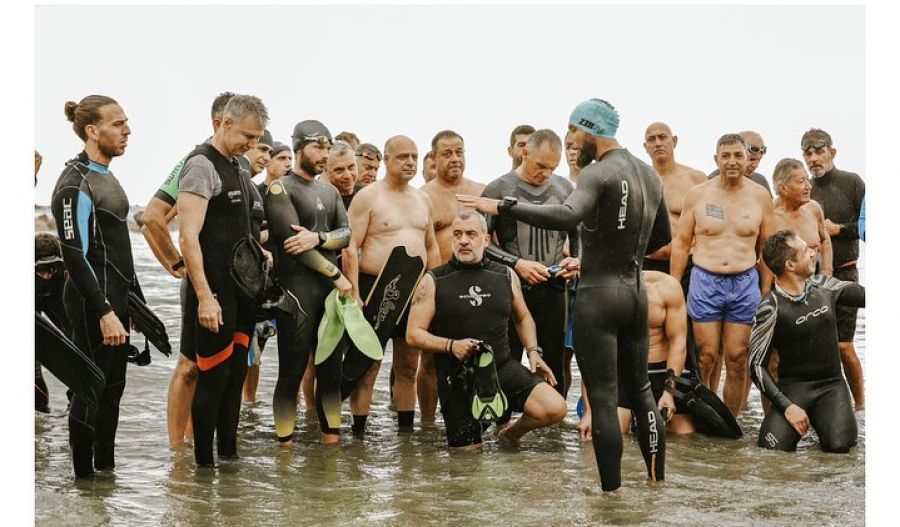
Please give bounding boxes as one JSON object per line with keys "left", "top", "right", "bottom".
{"left": 500, "top": 148, "right": 670, "bottom": 491}
{"left": 749, "top": 275, "right": 864, "bottom": 452}
{"left": 482, "top": 171, "right": 578, "bottom": 397}
{"left": 180, "top": 144, "right": 258, "bottom": 466}
{"left": 51, "top": 152, "right": 142, "bottom": 477}
{"left": 264, "top": 171, "right": 350, "bottom": 440}
{"left": 429, "top": 258, "right": 543, "bottom": 447}
{"left": 810, "top": 167, "right": 865, "bottom": 342}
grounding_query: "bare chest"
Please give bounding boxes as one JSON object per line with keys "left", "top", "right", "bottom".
{"left": 693, "top": 194, "right": 762, "bottom": 238}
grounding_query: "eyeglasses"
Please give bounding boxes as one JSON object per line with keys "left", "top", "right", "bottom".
{"left": 302, "top": 135, "right": 331, "bottom": 146}
{"left": 747, "top": 146, "right": 767, "bottom": 155}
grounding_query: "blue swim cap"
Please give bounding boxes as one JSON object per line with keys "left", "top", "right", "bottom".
{"left": 569, "top": 99, "right": 620, "bottom": 138}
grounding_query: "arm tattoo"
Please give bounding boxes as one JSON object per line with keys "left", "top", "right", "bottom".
{"left": 411, "top": 276, "right": 432, "bottom": 305}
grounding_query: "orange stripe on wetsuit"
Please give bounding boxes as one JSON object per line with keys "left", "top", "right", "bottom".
{"left": 196, "top": 331, "right": 251, "bottom": 371}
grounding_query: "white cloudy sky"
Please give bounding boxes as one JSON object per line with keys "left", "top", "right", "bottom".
{"left": 34, "top": 4, "right": 865, "bottom": 204}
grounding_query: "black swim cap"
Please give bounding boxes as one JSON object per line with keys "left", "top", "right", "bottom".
{"left": 292, "top": 120, "right": 332, "bottom": 152}
{"left": 260, "top": 129, "right": 274, "bottom": 148}
{"left": 271, "top": 142, "right": 290, "bottom": 158}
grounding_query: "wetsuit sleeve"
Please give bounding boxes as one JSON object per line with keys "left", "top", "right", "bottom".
{"left": 51, "top": 168, "right": 113, "bottom": 317}
{"left": 320, "top": 188, "right": 350, "bottom": 250}
{"left": 645, "top": 193, "right": 671, "bottom": 255}
{"left": 480, "top": 180, "right": 521, "bottom": 267}
{"left": 748, "top": 297, "right": 792, "bottom": 412}
{"left": 153, "top": 158, "right": 184, "bottom": 206}
{"left": 505, "top": 166, "right": 602, "bottom": 231}
{"left": 836, "top": 176, "right": 865, "bottom": 241}
{"left": 811, "top": 275, "right": 865, "bottom": 308}
{"left": 264, "top": 180, "right": 342, "bottom": 279}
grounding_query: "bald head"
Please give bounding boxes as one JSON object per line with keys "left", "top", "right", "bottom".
{"left": 643, "top": 121, "right": 677, "bottom": 164}
{"left": 383, "top": 135, "right": 419, "bottom": 182}
{"left": 644, "top": 121, "right": 673, "bottom": 138}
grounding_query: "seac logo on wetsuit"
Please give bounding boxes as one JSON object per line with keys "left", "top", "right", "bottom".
{"left": 62, "top": 198, "right": 75, "bottom": 240}
{"left": 617, "top": 181, "right": 629, "bottom": 230}
{"left": 795, "top": 305, "right": 828, "bottom": 325}
{"left": 460, "top": 285, "right": 492, "bottom": 307}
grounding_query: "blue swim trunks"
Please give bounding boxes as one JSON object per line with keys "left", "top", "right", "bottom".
{"left": 687, "top": 266, "right": 760, "bottom": 324}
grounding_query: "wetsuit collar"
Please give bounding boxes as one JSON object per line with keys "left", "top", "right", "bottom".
{"left": 774, "top": 280, "right": 813, "bottom": 303}
{"left": 76, "top": 151, "right": 110, "bottom": 174}
{"left": 450, "top": 256, "right": 486, "bottom": 270}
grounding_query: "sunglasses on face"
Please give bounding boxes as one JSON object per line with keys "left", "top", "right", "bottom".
{"left": 747, "top": 146, "right": 767, "bottom": 155}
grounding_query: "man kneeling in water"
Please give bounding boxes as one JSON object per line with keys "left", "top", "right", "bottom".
{"left": 406, "top": 210, "right": 566, "bottom": 449}
{"left": 749, "top": 230, "right": 863, "bottom": 453}
{"left": 577, "top": 270, "right": 696, "bottom": 439}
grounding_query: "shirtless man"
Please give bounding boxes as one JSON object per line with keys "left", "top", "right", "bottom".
{"left": 423, "top": 131, "right": 486, "bottom": 264}
{"left": 642, "top": 122, "right": 707, "bottom": 276}
{"left": 577, "top": 270, "right": 694, "bottom": 439}
{"left": 709, "top": 131, "right": 772, "bottom": 196}
{"left": 421, "top": 130, "right": 485, "bottom": 420}
{"left": 772, "top": 158, "right": 833, "bottom": 276}
{"left": 422, "top": 151, "right": 437, "bottom": 184}
{"left": 671, "top": 133, "right": 775, "bottom": 417}
{"left": 344, "top": 135, "right": 441, "bottom": 433}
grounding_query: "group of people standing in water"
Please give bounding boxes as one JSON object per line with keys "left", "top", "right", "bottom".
{"left": 35, "top": 92, "right": 864, "bottom": 492}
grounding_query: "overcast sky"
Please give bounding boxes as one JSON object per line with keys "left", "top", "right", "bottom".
{"left": 34, "top": 4, "right": 865, "bottom": 205}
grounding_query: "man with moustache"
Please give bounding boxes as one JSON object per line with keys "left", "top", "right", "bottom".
{"left": 709, "top": 131, "right": 772, "bottom": 196}
{"left": 670, "top": 133, "right": 776, "bottom": 418}
{"left": 801, "top": 128, "right": 865, "bottom": 410}
{"left": 481, "top": 129, "right": 579, "bottom": 396}
{"left": 355, "top": 143, "right": 382, "bottom": 187}
{"left": 344, "top": 135, "right": 441, "bottom": 432}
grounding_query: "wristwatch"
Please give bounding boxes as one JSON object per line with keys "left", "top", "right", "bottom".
{"left": 664, "top": 369, "right": 677, "bottom": 394}
{"left": 527, "top": 346, "right": 544, "bottom": 358}
{"left": 497, "top": 196, "right": 519, "bottom": 214}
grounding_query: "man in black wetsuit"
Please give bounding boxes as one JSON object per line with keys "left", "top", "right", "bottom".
{"left": 406, "top": 210, "right": 566, "bottom": 448}
{"left": 481, "top": 129, "right": 579, "bottom": 396}
{"left": 178, "top": 94, "right": 269, "bottom": 467}
{"left": 51, "top": 94, "right": 140, "bottom": 477}
{"left": 749, "top": 230, "right": 863, "bottom": 452}
{"left": 801, "top": 128, "right": 866, "bottom": 410}
{"left": 264, "top": 119, "right": 352, "bottom": 445}
{"left": 460, "top": 98, "right": 671, "bottom": 491}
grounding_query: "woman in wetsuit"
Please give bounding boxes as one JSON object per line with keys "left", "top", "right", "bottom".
{"left": 460, "top": 99, "right": 671, "bottom": 492}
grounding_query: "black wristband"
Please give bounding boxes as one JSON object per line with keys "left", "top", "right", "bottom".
{"left": 498, "top": 196, "right": 518, "bottom": 214}
{"left": 527, "top": 346, "right": 543, "bottom": 358}
{"left": 172, "top": 258, "right": 185, "bottom": 271}
{"left": 664, "top": 369, "right": 677, "bottom": 394}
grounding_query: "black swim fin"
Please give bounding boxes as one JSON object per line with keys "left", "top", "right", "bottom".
{"left": 470, "top": 343, "right": 508, "bottom": 423}
{"left": 35, "top": 312, "right": 105, "bottom": 408}
{"left": 670, "top": 373, "right": 742, "bottom": 438}
{"left": 128, "top": 291, "right": 171, "bottom": 356}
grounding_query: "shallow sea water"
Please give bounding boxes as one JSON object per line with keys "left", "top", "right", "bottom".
{"left": 34, "top": 234, "right": 865, "bottom": 526}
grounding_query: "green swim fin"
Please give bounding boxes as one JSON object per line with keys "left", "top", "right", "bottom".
{"left": 470, "top": 343, "right": 508, "bottom": 422}
{"left": 337, "top": 294, "right": 382, "bottom": 361}
{"left": 315, "top": 290, "right": 345, "bottom": 366}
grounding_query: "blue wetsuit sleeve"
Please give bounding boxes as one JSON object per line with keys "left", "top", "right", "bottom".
{"left": 505, "top": 165, "right": 602, "bottom": 231}
{"left": 858, "top": 197, "right": 865, "bottom": 242}
{"left": 748, "top": 297, "right": 792, "bottom": 412}
{"left": 51, "top": 171, "right": 113, "bottom": 317}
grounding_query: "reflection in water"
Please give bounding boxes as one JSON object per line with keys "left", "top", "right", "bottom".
{"left": 35, "top": 234, "right": 864, "bottom": 526}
